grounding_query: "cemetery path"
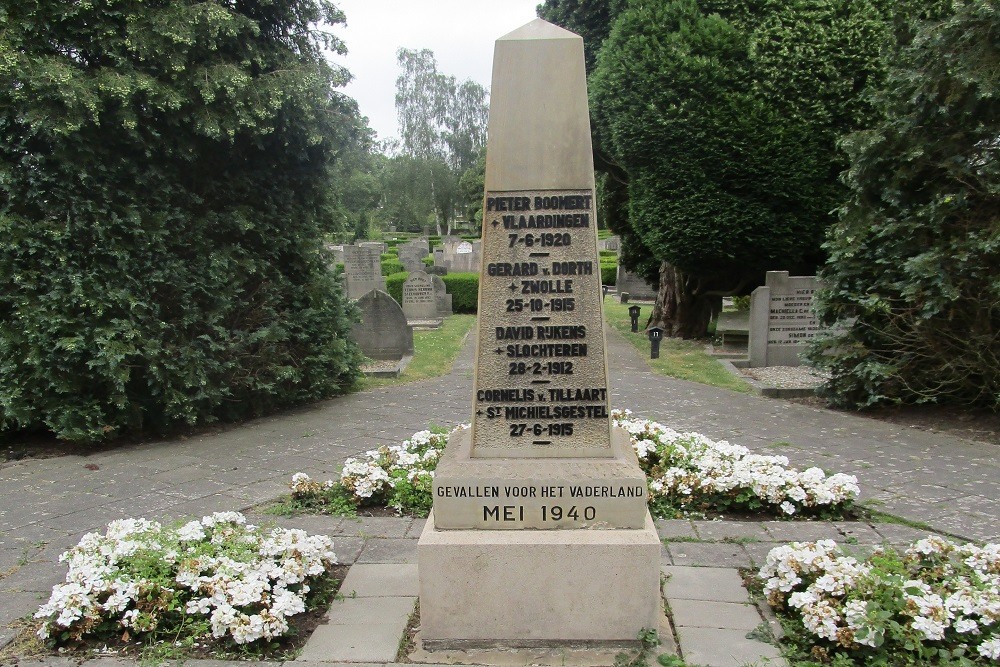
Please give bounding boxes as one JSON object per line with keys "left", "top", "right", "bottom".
{"left": 1, "top": 321, "right": 998, "bottom": 558}
{"left": 0, "top": 319, "right": 998, "bottom": 648}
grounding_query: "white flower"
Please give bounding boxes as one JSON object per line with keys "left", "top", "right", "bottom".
{"left": 978, "top": 637, "right": 1000, "bottom": 660}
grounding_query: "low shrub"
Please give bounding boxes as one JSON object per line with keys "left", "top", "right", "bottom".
{"left": 35, "top": 513, "right": 338, "bottom": 650}
{"left": 380, "top": 259, "right": 404, "bottom": 276}
{"left": 384, "top": 271, "right": 407, "bottom": 304}
{"left": 288, "top": 410, "right": 859, "bottom": 521}
{"left": 441, "top": 273, "right": 479, "bottom": 313}
{"left": 761, "top": 536, "right": 1000, "bottom": 664}
{"left": 601, "top": 262, "right": 617, "bottom": 286}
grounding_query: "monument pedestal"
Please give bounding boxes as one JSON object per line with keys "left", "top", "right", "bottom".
{"left": 418, "top": 426, "right": 661, "bottom": 648}
{"left": 418, "top": 511, "right": 660, "bottom": 649}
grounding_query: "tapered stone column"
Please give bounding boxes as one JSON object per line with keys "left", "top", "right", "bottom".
{"left": 418, "top": 19, "right": 660, "bottom": 648}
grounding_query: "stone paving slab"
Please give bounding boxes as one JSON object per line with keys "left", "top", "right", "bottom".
{"left": 676, "top": 626, "right": 786, "bottom": 667}
{"left": 665, "top": 542, "right": 752, "bottom": 568}
{"left": 340, "top": 564, "right": 419, "bottom": 598}
{"left": 670, "top": 599, "right": 762, "bottom": 631}
{"left": 356, "top": 538, "right": 418, "bottom": 564}
{"left": 663, "top": 566, "right": 748, "bottom": 603}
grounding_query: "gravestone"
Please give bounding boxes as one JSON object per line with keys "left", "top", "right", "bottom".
{"left": 748, "top": 271, "right": 822, "bottom": 367}
{"left": 418, "top": 18, "right": 660, "bottom": 649}
{"left": 325, "top": 244, "right": 345, "bottom": 264}
{"left": 399, "top": 239, "right": 430, "bottom": 272}
{"left": 436, "top": 238, "right": 483, "bottom": 273}
{"left": 343, "top": 244, "right": 386, "bottom": 301}
{"left": 402, "top": 271, "right": 441, "bottom": 325}
{"left": 349, "top": 289, "right": 414, "bottom": 361}
{"left": 357, "top": 240, "right": 387, "bottom": 255}
{"left": 431, "top": 274, "right": 453, "bottom": 317}
{"left": 598, "top": 235, "right": 620, "bottom": 253}
{"left": 616, "top": 266, "right": 657, "bottom": 301}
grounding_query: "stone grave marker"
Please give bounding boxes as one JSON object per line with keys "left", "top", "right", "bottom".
{"left": 431, "top": 274, "right": 453, "bottom": 317}
{"left": 616, "top": 265, "right": 657, "bottom": 301}
{"left": 349, "top": 289, "right": 413, "bottom": 361}
{"left": 357, "top": 240, "right": 387, "bottom": 255}
{"left": 418, "top": 18, "right": 659, "bottom": 649}
{"left": 343, "top": 244, "right": 386, "bottom": 301}
{"left": 402, "top": 270, "right": 441, "bottom": 326}
{"left": 748, "top": 271, "right": 822, "bottom": 367}
{"left": 398, "top": 239, "right": 430, "bottom": 272}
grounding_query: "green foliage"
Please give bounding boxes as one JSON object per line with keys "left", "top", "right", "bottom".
{"left": 380, "top": 259, "right": 405, "bottom": 276}
{"left": 582, "top": 0, "right": 895, "bottom": 336}
{"left": 808, "top": 0, "right": 999, "bottom": 409}
{"left": 0, "top": 0, "right": 364, "bottom": 443}
{"left": 384, "top": 272, "right": 408, "bottom": 304}
{"left": 536, "top": 0, "right": 630, "bottom": 72}
{"left": 441, "top": 273, "right": 480, "bottom": 313}
{"left": 601, "top": 261, "right": 618, "bottom": 285}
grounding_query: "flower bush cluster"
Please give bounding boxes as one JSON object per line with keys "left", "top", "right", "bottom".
{"left": 612, "top": 409, "right": 859, "bottom": 517}
{"left": 35, "top": 512, "right": 337, "bottom": 647}
{"left": 761, "top": 536, "right": 1000, "bottom": 664}
{"left": 290, "top": 426, "right": 456, "bottom": 516}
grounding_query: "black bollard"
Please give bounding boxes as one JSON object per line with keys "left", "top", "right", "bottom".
{"left": 602, "top": 284, "right": 609, "bottom": 300}
{"left": 628, "top": 305, "right": 641, "bottom": 333}
{"left": 647, "top": 327, "right": 664, "bottom": 359}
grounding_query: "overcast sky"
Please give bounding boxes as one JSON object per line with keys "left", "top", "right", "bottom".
{"left": 328, "top": 0, "right": 541, "bottom": 142}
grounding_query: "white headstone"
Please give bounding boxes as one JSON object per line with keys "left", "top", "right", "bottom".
{"left": 402, "top": 271, "right": 439, "bottom": 322}
{"left": 748, "top": 271, "right": 822, "bottom": 367}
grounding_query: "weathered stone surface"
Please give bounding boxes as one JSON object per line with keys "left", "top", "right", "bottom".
{"left": 748, "top": 271, "right": 822, "bottom": 367}
{"left": 402, "top": 271, "right": 439, "bottom": 322}
{"left": 431, "top": 427, "right": 648, "bottom": 530}
{"left": 431, "top": 275, "right": 453, "bottom": 317}
{"left": 616, "top": 266, "right": 657, "bottom": 301}
{"left": 349, "top": 290, "right": 413, "bottom": 360}
{"left": 418, "top": 511, "right": 661, "bottom": 646}
{"left": 343, "top": 244, "right": 386, "bottom": 301}
{"left": 398, "top": 239, "right": 430, "bottom": 272}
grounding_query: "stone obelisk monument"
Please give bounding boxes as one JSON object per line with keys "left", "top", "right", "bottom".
{"left": 417, "top": 19, "right": 660, "bottom": 647}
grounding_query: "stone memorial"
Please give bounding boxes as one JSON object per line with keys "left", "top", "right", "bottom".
{"left": 748, "top": 271, "right": 822, "bottom": 367}
{"left": 398, "top": 239, "right": 430, "bottom": 272}
{"left": 349, "top": 289, "right": 413, "bottom": 361}
{"left": 402, "top": 270, "right": 441, "bottom": 326}
{"left": 343, "top": 244, "right": 386, "bottom": 301}
{"left": 616, "top": 266, "right": 657, "bottom": 302}
{"left": 598, "top": 235, "right": 620, "bottom": 253}
{"left": 418, "top": 19, "right": 660, "bottom": 649}
{"left": 431, "top": 274, "right": 453, "bottom": 317}
{"left": 435, "top": 237, "right": 482, "bottom": 273}
{"left": 357, "top": 240, "right": 387, "bottom": 255}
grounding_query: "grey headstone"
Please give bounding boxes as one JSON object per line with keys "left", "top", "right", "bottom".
{"left": 402, "top": 271, "right": 439, "bottom": 321}
{"left": 350, "top": 290, "right": 413, "bottom": 360}
{"left": 343, "top": 245, "right": 387, "bottom": 301}
{"left": 399, "top": 240, "right": 430, "bottom": 273}
{"left": 616, "top": 266, "right": 657, "bottom": 301}
{"left": 748, "top": 271, "right": 822, "bottom": 367}
{"left": 431, "top": 275, "right": 453, "bottom": 317}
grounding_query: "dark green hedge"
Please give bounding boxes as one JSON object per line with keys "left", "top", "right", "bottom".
{"left": 441, "top": 273, "right": 479, "bottom": 313}
{"left": 381, "top": 259, "right": 404, "bottom": 276}
{"left": 385, "top": 272, "right": 407, "bottom": 304}
{"left": 601, "top": 260, "right": 618, "bottom": 285}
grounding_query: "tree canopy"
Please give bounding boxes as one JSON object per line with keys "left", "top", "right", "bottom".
{"left": 807, "top": 0, "right": 1000, "bottom": 409}
{"left": 0, "top": 0, "right": 365, "bottom": 443}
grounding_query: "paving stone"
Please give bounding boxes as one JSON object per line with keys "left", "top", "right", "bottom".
{"left": 676, "top": 626, "right": 786, "bottom": 667}
{"left": 338, "top": 516, "right": 413, "bottom": 538}
{"left": 872, "top": 522, "right": 941, "bottom": 545}
{"left": 662, "top": 566, "right": 748, "bottom": 603}
{"left": 670, "top": 599, "right": 762, "bottom": 631}
{"left": 339, "top": 564, "right": 419, "bottom": 597}
{"left": 323, "top": 596, "right": 416, "bottom": 627}
{"left": 666, "top": 542, "right": 751, "bottom": 568}
{"left": 263, "top": 515, "right": 344, "bottom": 535}
{"left": 742, "top": 542, "right": 780, "bottom": 569}
{"left": 356, "top": 538, "right": 418, "bottom": 564}
{"left": 1, "top": 560, "right": 63, "bottom": 593}
{"left": 833, "top": 521, "right": 885, "bottom": 544}
{"left": 761, "top": 521, "right": 844, "bottom": 542}
{"left": 655, "top": 519, "right": 697, "bottom": 540}
{"left": 296, "top": 622, "right": 406, "bottom": 662}
{"left": 331, "top": 536, "right": 365, "bottom": 565}
{"left": 405, "top": 518, "right": 428, "bottom": 538}
{"left": 691, "top": 520, "right": 769, "bottom": 542}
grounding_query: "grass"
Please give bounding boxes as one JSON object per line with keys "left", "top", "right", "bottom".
{"left": 603, "top": 300, "right": 752, "bottom": 393}
{"left": 358, "top": 314, "right": 476, "bottom": 389}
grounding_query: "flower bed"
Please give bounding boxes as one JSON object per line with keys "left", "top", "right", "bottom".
{"left": 287, "top": 411, "right": 858, "bottom": 520}
{"left": 760, "top": 536, "right": 1000, "bottom": 664}
{"left": 613, "top": 409, "right": 859, "bottom": 517}
{"left": 35, "top": 512, "right": 338, "bottom": 656}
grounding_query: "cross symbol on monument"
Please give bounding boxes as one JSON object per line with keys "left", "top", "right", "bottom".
{"left": 495, "top": 348, "right": 503, "bottom": 354}
{"left": 492, "top": 219, "right": 500, "bottom": 227}
{"left": 508, "top": 282, "right": 517, "bottom": 291}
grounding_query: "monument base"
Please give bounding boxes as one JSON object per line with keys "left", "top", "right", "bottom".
{"left": 417, "top": 510, "right": 661, "bottom": 649}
